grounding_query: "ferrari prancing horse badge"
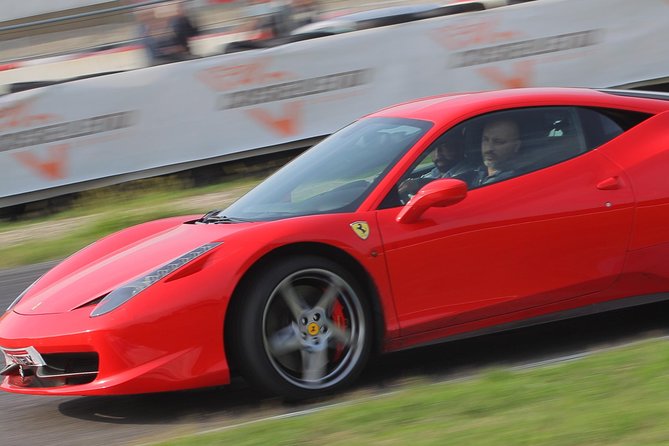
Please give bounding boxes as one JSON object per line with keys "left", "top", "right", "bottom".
{"left": 350, "top": 221, "right": 370, "bottom": 240}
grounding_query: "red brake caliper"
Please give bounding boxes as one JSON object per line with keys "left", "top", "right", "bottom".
{"left": 331, "top": 299, "right": 347, "bottom": 361}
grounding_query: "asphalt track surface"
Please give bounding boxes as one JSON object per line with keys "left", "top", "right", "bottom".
{"left": 2, "top": 262, "right": 669, "bottom": 445}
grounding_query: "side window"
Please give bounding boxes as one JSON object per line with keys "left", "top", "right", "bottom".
{"left": 381, "top": 107, "right": 597, "bottom": 208}
{"left": 577, "top": 107, "right": 649, "bottom": 149}
{"left": 529, "top": 107, "right": 588, "bottom": 167}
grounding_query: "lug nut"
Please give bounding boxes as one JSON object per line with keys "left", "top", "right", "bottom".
{"left": 313, "top": 313, "right": 321, "bottom": 321}
{"left": 301, "top": 317, "right": 308, "bottom": 325}
{"left": 321, "top": 325, "right": 328, "bottom": 333}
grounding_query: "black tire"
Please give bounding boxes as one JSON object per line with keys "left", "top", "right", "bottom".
{"left": 232, "top": 255, "right": 373, "bottom": 400}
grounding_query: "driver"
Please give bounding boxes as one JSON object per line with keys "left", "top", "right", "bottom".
{"left": 399, "top": 133, "right": 466, "bottom": 197}
{"left": 427, "top": 136, "right": 465, "bottom": 178}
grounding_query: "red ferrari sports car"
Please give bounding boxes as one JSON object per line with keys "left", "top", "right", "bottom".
{"left": 2, "top": 87, "right": 669, "bottom": 399}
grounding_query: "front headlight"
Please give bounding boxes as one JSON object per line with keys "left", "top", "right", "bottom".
{"left": 90, "top": 242, "right": 221, "bottom": 317}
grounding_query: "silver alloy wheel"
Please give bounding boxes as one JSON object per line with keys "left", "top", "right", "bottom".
{"left": 261, "top": 268, "right": 366, "bottom": 390}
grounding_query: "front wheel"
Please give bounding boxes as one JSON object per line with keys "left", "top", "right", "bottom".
{"left": 232, "top": 256, "right": 373, "bottom": 400}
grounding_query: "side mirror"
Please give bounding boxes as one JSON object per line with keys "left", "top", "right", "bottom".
{"left": 396, "top": 179, "right": 467, "bottom": 224}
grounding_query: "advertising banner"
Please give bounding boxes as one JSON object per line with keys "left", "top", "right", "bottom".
{"left": 1, "top": 0, "right": 668, "bottom": 206}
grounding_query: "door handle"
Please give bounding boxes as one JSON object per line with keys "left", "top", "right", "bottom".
{"left": 596, "top": 176, "right": 621, "bottom": 190}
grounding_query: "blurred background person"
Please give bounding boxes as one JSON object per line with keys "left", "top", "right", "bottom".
{"left": 171, "top": 1, "right": 200, "bottom": 56}
{"left": 290, "top": 0, "right": 320, "bottom": 29}
{"left": 241, "top": 0, "right": 287, "bottom": 40}
{"left": 137, "top": 0, "right": 200, "bottom": 65}
{"left": 241, "top": 0, "right": 319, "bottom": 40}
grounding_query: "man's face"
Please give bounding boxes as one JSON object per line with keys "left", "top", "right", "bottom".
{"left": 481, "top": 120, "right": 520, "bottom": 172}
{"left": 431, "top": 142, "right": 461, "bottom": 173}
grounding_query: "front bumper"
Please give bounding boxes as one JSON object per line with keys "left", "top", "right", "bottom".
{"left": 0, "top": 302, "right": 230, "bottom": 396}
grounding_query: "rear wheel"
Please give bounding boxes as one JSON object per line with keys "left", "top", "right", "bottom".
{"left": 233, "top": 255, "right": 372, "bottom": 399}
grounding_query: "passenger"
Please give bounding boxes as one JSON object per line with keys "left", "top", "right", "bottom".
{"left": 468, "top": 118, "right": 521, "bottom": 187}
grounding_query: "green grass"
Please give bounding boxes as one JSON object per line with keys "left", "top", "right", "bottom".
{"left": 0, "top": 209, "right": 182, "bottom": 267}
{"left": 0, "top": 176, "right": 262, "bottom": 268}
{"left": 157, "top": 339, "right": 669, "bottom": 446}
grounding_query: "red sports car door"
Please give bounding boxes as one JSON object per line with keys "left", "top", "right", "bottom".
{"left": 376, "top": 150, "right": 634, "bottom": 336}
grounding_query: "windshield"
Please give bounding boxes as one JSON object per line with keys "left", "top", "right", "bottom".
{"left": 221, "top": 117, "right": 432, "bottom": 221}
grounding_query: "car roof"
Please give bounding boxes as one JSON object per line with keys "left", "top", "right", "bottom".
{"left": 367, "top": 88, "right": 669, "bottom": 125}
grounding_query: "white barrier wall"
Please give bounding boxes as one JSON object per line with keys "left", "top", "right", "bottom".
{"left": 1, "top": 0, "right": 668, "bottom": 206}
{"left": 1, "top": 0, "right": 114, "bottom": 22}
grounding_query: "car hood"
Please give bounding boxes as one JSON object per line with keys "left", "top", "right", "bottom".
{"left": 13, "top": 220, "right": 248, "bottom": 315}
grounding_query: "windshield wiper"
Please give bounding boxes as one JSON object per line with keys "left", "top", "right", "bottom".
{"left": 199, "top": 210, "right": 254, "bottom": 224}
